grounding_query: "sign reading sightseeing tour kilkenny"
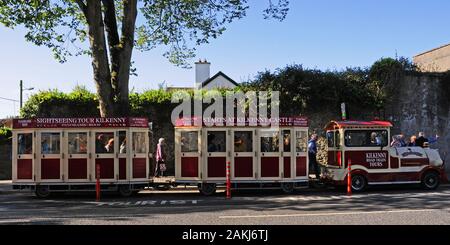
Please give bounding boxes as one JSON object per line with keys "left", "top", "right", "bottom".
{"left": 12, "top": 117, "right": 149, "bottom": 129}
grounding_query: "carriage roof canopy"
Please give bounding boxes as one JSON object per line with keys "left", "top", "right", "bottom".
{"left": 325, "top": 120, "right": 393, "bottom": 130}
{"left": 12, "top": 117, "right": 149, "bottom": 129}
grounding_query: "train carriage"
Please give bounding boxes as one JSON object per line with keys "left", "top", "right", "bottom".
{"left": 12, "top": 117, "right": 152, "bottom": 197}
{"left": 174, "top": 117, "right": 310, "bottom": 195}
{"left": 11, "top": 116, "right": 446, "bottom": 198}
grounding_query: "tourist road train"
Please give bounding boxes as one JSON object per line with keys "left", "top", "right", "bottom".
{"left": 11, "top": 117, "right": 445, "bottom": 197}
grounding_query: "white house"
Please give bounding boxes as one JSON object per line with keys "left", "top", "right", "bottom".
{"left": 166, "top": 60, "right": 239, "bottom": 91}
{"left": 194, "top": 60, "right": 239, "bottom": 89}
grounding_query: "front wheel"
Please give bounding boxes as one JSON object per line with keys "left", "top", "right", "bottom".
{"left": 198, "top": 183, "right": 216, "bottom": 196}
{"left": 351, "top": 174, "right": 367, "bottom": 192}
{"left": 422, "top": 172, "right": 440, "bottom": 190}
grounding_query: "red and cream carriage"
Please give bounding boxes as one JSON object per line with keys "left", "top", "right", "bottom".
{"left": 12, "top": 117, "right": 152, "bottom": 197}
{"left": 323, "top": 120, "right": 445, "bottom": 191}
{"left": 174, "top": 117, "right": 310, "bottom": 195}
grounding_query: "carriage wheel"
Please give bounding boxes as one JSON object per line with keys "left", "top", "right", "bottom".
{"left": 35, "top": 185, "right": 51, "bottom": 198}
{"left": 198, "top": 183, "right": 216, "bottom": 196}
{"left": 118, "top": 185, "right": 133, "bottom": 197}
{"left": 281, "top": 182, "right": 295, "bottom": 194}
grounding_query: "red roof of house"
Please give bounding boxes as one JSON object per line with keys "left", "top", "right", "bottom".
{"left": 325, "top": 120, "right": 393, "bottom": 130}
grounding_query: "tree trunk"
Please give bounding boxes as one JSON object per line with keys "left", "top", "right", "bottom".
{"left": 86, "top": 0, "right": 115, "bottom": 117}
{"left": 115, "top": 0, "right": 137, "bottom": 116}
{"left": 101, "top": 0, "right": 137, "bottom": 117}
{"left": 80, "top": 0, "right": 137, "bottom": 117}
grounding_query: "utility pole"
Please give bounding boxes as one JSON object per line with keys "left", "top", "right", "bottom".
{"left": 20, "top": 80, "right": 23, "bottom": 109}
{"left": 19, "top": 80, "right": 34, "bottom": 109}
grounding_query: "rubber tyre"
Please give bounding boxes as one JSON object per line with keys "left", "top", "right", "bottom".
{"left": 118, "top": 185, "right": 133, "bottom": 197}
{"left": 351, "top": 174, "right": 367, "bottom": 192}
{"left": 35, "top": 185, "right": 51, "bottom": 198}
{"left": 198, "top": 183, "right": 216, "bottom": 196}
{"left": 281, "top": 182, "right": 295, "bottom": 194}
{"left": 421, "top": 171, "right": 440, "bottom": 190}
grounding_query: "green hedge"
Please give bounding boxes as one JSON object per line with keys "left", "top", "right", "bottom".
{"left": 20, "top": 85, "right": 99, "bottom": 118}
{"left": 20, "top": 57, "right": 413, "bottom": 120}
{"left": 0, "top": 127, "right": 12, "bottom": 145}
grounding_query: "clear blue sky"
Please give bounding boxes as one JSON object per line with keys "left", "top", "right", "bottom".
{"left": 1, "top": 0, "right": 449, "bottom": 118}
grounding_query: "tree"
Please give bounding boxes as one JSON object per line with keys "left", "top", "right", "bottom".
{"left": 0, "top": 0, "right": 290, "bottom": 117}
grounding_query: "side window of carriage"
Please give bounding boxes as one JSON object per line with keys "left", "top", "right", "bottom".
{"left": 207, "top": 131, "right": 226, "bottom": 153}
{"left": 17, "top": 133, "right": 33, "bottom": 155}
{"left": 260, "top": 131, "right": 279, "bottom": 152}
{"left": 95, "top": 132, "right": 115, "bottom": 154}
{"left": 118, "top": 131, "right": 127, "bottom": 154}
{"left": 132, "top": 132, "right": 147, "bottom": 154}
{"left": 234, "top": 131, "right": 253, "bottom": 153}
{"left": 180, "top": 131, "right": 199, "bottom": 153}
{"left": 282, "top": 130, "right": 291, "bottom": 152}
{"left": 68, "top": 132, "right": 88, "bottom": 154}
{"left": 41, "top": 132, "right": 61, "bottom": 154}
{"left": 295, "top": 131, "right": 307, "bottom": 152}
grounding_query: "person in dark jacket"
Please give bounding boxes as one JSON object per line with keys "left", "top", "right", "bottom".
{"left": 415, "top": 132, "right": 439, "bottom": 148}
{"left": 308, "top": 134, "right": 320, "bottom": 179}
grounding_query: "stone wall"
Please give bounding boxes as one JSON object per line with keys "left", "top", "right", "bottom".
{"left": 0, "top": 143, "right": 12, "bottom": 180}
{"left": 386, "top": 73, "right": 450, "bottom": 173}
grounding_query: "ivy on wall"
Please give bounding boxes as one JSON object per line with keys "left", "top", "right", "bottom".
{"left": 0, "top": 127, "right": 11, "bottom": 145}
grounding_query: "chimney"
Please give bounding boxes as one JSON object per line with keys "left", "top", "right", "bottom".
{"left": 195, "top": 59, "right": 210, "bottom": 89}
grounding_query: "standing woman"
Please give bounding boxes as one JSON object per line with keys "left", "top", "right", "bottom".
{"left": 155, "top": 138, "right": 166, "bottom": 177}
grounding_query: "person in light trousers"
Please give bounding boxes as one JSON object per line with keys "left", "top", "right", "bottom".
{"left": 155, "top": 138, "right": 166, "bottom": 177}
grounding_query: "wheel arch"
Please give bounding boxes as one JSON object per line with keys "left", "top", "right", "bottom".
{"left": 420, "top": 167, "right": 441, "bottom": 181}
{"left": 345, "top": 169, "right": 369, "bottom": 182}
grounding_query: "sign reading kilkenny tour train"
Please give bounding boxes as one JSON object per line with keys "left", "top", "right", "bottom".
{"left": 345, "top": 151, "right": 389, "bottom": 169}
{"left": 365, "top": 152, "right": 388, "bottom": 168}
{"left": 13, "top": 117, "right": 149, "bottom": 129}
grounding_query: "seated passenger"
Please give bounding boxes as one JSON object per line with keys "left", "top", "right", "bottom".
{"left": 234, "top": 135, "right": 247, "bottom": 152}
{"left": 96, "top": 134, "right": 106, "bottom": 153}
{"left": 207, "top": 134, "right": 217, "bottom": 152}
{"left": 415, "top": 132, "right": 439, "bottom": 148}
{"left": 105, "top": 138, "right": 114, "bottom": 153}
{"left": 119, "top": 138, "right": 127, "bottom": 154}
{"left": 41, "top": 139, "right": 51, "bottom": 154}
{"left": 370, "top": 132, "right": 382, "bottom": 146}
{"left": 391, "top": 134, "right": 406, "bottom": 147}
{"left": 408, "top": 135, "right": 417, "bottom": 147}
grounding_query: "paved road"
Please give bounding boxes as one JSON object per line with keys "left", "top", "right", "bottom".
{"left": 1, "top": 184, "right": 450, "bottom": 225}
